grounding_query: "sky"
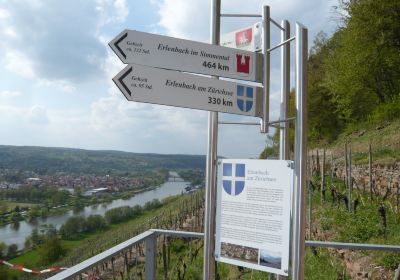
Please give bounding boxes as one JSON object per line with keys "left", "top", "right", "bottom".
{"left": 0, "top": 0, "right": 339, "bottom": 158}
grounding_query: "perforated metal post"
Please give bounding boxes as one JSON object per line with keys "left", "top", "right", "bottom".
{"left": 203, "top": 0, "right": 220, "bottom": 279}
{"left": 261, "top": 5, "right": 270, "bottom": 133}
{"left": 291, "top": 23, "right": 308, "bottom": 280}
{"left": 280, "top": 20, "right": 290, "bottom": 160}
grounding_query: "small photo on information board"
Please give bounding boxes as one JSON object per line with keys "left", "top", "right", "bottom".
{"left": 215, "top": 159, "right": 293, "bottom": 276}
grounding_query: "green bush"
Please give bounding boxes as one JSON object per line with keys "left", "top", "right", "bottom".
{"left": 369, "top": 95, "right": 400, "bottom": 123}
{"left": 105, "top": 206, "right": 135, "bottom": 224}
{"left": 38, "top": 237, "right": 65, "bottom": 265}
{"left": 170, "top": 239, "right": 187, "bottom": 254}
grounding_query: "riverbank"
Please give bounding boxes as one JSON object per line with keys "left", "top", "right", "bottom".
{"left": 0, "top": 182, "right": 167, "bottom": 226}
{"left": 0, "top": 179, "right": 188, "bottom": 250}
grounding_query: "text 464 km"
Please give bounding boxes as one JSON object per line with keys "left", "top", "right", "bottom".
{"left": 202, "top": 61, "right": 229, "bottom": 71}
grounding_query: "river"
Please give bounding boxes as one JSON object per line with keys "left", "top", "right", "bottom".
{"left": 0, "top": 175, "right": 188, "bottom": 249}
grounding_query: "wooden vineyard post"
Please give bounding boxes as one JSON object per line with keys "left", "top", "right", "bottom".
{"left": 369, "top": 142, "right": 373, "bottom": 200}
{"left": 348, "top": 145, "right": 352, "bottom": 212}
{"left": 344, "top": 142, "right": 348, "bottom": 189}
{"left": 308, "top": 152, "right": 313, "bottom": 237}
{"left": 321, "top": 148, "right": 326, "bottom": 202}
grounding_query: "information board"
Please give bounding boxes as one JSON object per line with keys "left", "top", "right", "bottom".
{"left": 215, "top": 159, "right": 293, "bottom": 276}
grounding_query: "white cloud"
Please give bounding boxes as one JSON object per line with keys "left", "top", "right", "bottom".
{"left": 37, "top": 79, "right": 76, "bottom": 93}
{"left": 152, "top": 0, "right": 210, "bottom": 39}
{"left": 0, "top": 90, "right": 21, "bottom": 98}
{"left": 28, "top": 105, "right": 49, "bottom": 124}
{"left": 0, "top": 0, "right": 129, "bottom": 85}
{"left": 5, "top": 51, "right": 35, "bottom": 79}
{"left": 0, "top": 8, "right": 9, "bottom": 19}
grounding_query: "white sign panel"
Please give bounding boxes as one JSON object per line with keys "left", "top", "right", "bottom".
{"left": 113, "top": 64, "right": 263, "bottom": 117}
{"left": 109, "top": 30, "right": 263, "bottom": 82}
{"left": 215, "top": 159, "right": 293, "bottom": 276}
{"left": 220, "top": 22, "right": 262, "bottom": 52}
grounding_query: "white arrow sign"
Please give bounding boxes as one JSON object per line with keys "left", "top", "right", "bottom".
{"left": 109, "top": 30, "right": 263, "bottom": 82}
{"left": 113, "top": 64, "right": 263, "bottom": 117}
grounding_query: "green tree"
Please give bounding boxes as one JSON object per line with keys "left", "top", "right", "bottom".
{"left": 30, "top": 228, "right": 41, "bottom": 247}
{"left": 27, "top": 206, "right": 40, "bottom": 221}
{"left": 86, "top": 215, "right": 106, "bottom": 232}
{"left": 308, "top": 32, "right": 342, "bottom": 143}
{"left": 38, "top": 237, "right": 65, "bottom": 265}
{"left": 259, "top": 134, "right": 279, "bottom": 159}
{"left": 9, "top": 211, "right": 21, "bottom": 223}
{"left": 325, "top": 0, "right": 400, "bottom": 122}
{"left": 24, "top": 238, "right": 32, "bottom": 250}
{"left": 0, "top": 242, "right": 6, "bottom": 258}
{"left": 7, "top": 244, "right": 18, "bottom": 258}
{"left": 59, "top": 216, "right": 87, "bottom": 239}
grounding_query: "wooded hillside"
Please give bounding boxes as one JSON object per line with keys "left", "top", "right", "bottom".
{"left": 308, "top": 0, "right": 400, "bottom": 144}
{"left": 0, "top": 145, "right": 205, "bottom": 176}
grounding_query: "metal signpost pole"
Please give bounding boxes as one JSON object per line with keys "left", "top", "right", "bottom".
{"left": 277, "top": 19, "right": 291, "bottom": 280}
{"left": 292, "top": 23, "right": 308, "bottom": 280}
{"left": 261, "top": 5, "right": 270, "bottom": 133}
{"left": 280, "top": 20, "right": 290, "bottom": 160}
{"left": 203, "top": 0, "right": 220, "bottom": 279}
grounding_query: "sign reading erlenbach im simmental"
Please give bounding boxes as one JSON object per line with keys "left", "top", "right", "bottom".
{"left": 109, "top": 29, "right": 263, "bottom": 82}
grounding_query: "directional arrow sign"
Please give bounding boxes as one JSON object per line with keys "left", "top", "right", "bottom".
{"left": 109, "top": 30, "right": 263, "bottom": 82}
{"left": 113, "top": 64, "right": 263, "bottom": 117}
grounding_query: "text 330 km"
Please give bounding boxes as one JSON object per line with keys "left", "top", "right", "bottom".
{"left": 208, "top": 97, "right": 233, "bottom": 107}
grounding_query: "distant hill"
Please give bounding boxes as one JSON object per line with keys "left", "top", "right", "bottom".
{"left": 0, "top": 145, "right": 205, "bottom": 176}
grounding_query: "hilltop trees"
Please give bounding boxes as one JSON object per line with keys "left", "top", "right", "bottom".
{"left": 324, "top": 0, "right": 400, "bottom": 124}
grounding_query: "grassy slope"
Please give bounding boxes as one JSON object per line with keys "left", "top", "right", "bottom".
{"left": 327, "top": 119, "right": 400, "bottom": 165}
{"left": 310, "top": 177, "right": 400, "bottom": 278}
{"left": 0, "top": 201, "right": 37, "bottom": 213}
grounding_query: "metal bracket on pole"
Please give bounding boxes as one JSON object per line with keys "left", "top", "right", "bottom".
{"left": 268, "top": 36, "right": 295, "bottom": 53}
{"left": 280, "top": 20, "right": 291, "bottom": 161}
{"left": 218, "top": 121, "right": 260, "bottom": 125}
{"left": 292, "top": 22, "right": 308, "bottom": 280}
{"left": 203, "top": 0, "right": 220, "bottom": 279}
{"left": 220, "top": 13, "right": 261, "bottom": 18}
{"left": 260, "top": 5, "right": 270, "bottom": 134}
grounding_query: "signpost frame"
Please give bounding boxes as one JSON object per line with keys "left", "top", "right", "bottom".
{"left": 203, "top": 0, "right": 220, "bottom": 279}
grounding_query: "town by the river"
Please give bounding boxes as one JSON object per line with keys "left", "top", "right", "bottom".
{"left": 0, "top": 175, "right": 189, "bottom": 249}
